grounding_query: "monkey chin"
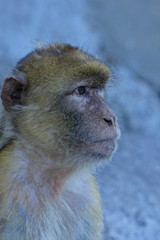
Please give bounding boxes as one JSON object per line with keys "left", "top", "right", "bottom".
{"left": 77, "top": 139, "right": 118, "bottom": 162}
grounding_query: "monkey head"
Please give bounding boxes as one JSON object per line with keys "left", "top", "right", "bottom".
{"left": 1, "top": 44, "right": 120, "bottom": 168}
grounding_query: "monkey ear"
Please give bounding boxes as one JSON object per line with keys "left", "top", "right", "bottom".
{"left": 1, "top": 76, "right": 28, "bottom": 111}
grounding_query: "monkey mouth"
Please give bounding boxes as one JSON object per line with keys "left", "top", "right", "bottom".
{"left": 90, "top": 139, "right": 116, "bottom": 151}
{"left": 78, "top": 138, "right": 117, "bottom": 159}
{"left": 89, "top": 139, "right": 115, "bottom": 143}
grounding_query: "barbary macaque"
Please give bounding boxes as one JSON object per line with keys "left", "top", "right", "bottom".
{"left": 0, "top": 44, "right": 120, "bottom": 240}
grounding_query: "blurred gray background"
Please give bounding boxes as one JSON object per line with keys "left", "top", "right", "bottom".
{"left": 0, "top": 0, "right": 159, "bottom": 239}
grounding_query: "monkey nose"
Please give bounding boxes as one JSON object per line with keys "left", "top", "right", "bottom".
{"left": 103, "top": 115, "right": 116, "bottom": 127}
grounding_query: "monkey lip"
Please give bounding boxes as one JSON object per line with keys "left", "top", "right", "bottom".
{"left": 85, "top": 138, "right": 116, "bottom": 145}
{"left": 80, "top": 138, "right": 117, "bottom": 158}
{"left": 89, "top": 139, "right": 115, "bottom": 143}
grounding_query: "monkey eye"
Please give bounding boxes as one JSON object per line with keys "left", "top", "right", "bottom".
{"left": 75, "top": 86, "right": 88, "bottom": 95}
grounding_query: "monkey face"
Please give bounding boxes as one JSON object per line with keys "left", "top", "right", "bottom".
{"left": 14, "top": 78, "right": 120, "bottom": 163}
{"left": 59, "top": 82, "right": 120, "bottom": 160}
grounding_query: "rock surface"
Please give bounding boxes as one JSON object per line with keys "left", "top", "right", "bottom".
{"left": 87, "top": 0, "right": 160, "bottom": 91}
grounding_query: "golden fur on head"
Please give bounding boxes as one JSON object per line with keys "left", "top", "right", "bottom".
{"left": 15, "top": 44, "right": 110, "bottom": 91}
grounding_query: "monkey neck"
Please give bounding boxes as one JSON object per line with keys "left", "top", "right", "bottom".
{"left": 6, "top": 139, "right": 82, "bottom": 202}
{"left": 1, "top": 141, "right": 94, "bottom": 237}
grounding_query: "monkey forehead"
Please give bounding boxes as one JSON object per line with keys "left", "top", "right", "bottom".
{"left": 15, "top": 44, "right": 110, "bottom": 90}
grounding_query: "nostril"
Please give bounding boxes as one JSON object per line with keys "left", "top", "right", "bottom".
{"left": 103, "top": 118, "right": 113, "bottom": 126}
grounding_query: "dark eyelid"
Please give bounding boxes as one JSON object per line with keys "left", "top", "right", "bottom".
{"left": 65, "top": 85, "right": 102, "bottom": 96}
